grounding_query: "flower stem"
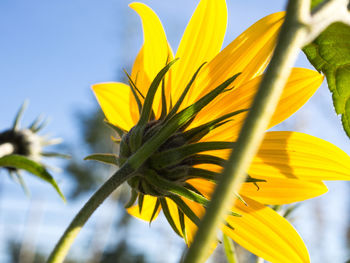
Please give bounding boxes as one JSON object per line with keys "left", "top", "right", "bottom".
{"left": 182, "top": 0, "right": 310, "bottom": 262}
{"left": 46, "top": 163, "right": 135, "bottom": 263}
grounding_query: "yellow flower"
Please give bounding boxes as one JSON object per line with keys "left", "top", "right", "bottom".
{"left": 91, "top": 1, "right": 350, "bottom": 262}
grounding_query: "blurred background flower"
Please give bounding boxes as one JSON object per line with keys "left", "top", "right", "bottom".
{"left": 0, "top": 0, "right": 349, "bottom": 262}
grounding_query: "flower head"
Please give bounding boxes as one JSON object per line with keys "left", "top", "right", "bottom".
{"left": 0, "top": 101, "right": 66, "bottom": 198}
{"left": 92, "top": 1, "right": 350, "bottom": 262}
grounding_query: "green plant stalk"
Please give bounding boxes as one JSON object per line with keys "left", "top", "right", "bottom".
{"left": 46, "top": 163, "right": 135, "bottom": 263}
{"left": 182, "top": 0, "right": 310, "bottom": 262}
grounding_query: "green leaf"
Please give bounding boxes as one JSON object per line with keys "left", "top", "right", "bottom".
{"left": 84, "top": 153, "right": 118, "bottom": 166}
{"left": 303, "top": 22, "right": 350, "bottom": 138}
{"left": 0, "top": 154, "right": 65, "bottom": 201}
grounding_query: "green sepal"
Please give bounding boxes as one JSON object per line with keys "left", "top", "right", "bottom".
{"left": 183, "top": 109, "right": 248, "bottom": 143}
{"left": 138, "top": 58, "right": 179, "bottom": 126}
{"left": 283, "top": 204, "right": 300, "bottom": 219}
{"left": 104, "top": 120, "right": 125, "bottom": 138}
{"left": 185, "top": 168, "right": 219, "bottom": 182}
{"left": 129, "top": 125, "right": 146, "bottom": 153}
{"left": 0, "top": 154, "right": 65, "bottom": 202}
{"left": 149, "top": 198, "right": 161, "bottom": 224}
{"left": 159, "top": 79, "right": 168, "bottom": 120}
{"left": 183, "top": 154, "right": 226, "bottom": 167}
{"left": 171, "top": 195, "right": 201, "bottom": 226}
{"left": 164, "top": 73, "right": 240, "bottom": 133}
{"left": 228, "top": 211, "right": 242, "bottom": 217}
{"left": 141, "top": 178, "right": 161, "bottom": 197}
{"left": 165, "top": 166, "right": 219, "bottom": 182}
{"left": 144, "top": 170, "right": 209, "bottom": 207}
{"left": 125, "top": 74, "right": 240, "bottom": 170}
{"left": 124, "top": 69, "right": 143, "bottom": 115}
{"left": 125, "top": 189, "right": 138, "bottom": 209}
{"left": 124, "top": 73, "right": 237, "bottom": 172}
{"left": 150, "top": 141, "right": 235, "bottom": 169}
{"left": 138, "top": 193, "right": 144, "bottom": 214}
{"left": 224, "top": 222, "right": 235, "bottom": 232}
{"left": 246, "top": 175, "right": 266, "bottom": 183}
{"left": 178, "top": 209, "right": 187, "bottom": 243}
{"left": 84, "top": 153, "right": 119, "bottom": 166}
{"left": 235, "top": 193, "right": 247, "bottom": 206}
{"left": 29, "top": 115, "right": 48, "bottom": 133}
{"left": 159, "top": 197, "right": 183, "bottom": 237}
{"left": 166, "top": 62, "right": 207, "bottom": 120}
{"left": 246, "top": 175, "right": 266, "bottom": 190}
{"left": 12, "top": 100, "right": 28, "bottom": 130}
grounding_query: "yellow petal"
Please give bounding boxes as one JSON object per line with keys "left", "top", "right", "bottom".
{"left": 185, "top": 12, "right": 285, "bottom": 108}
{"left": 92, "top": 82, "right": 136, "bottom": 131}
{"left": 171, "top": 0, "right": 227, "bottom": 105}
{"left": 165, "top": 197, "right": 183, "bottom": 237}
{"left": 187, "top": 175, "right": 327, "bottom": 206}
{"left": 223, "top": 196, "right": 310, "bottom": 263}
{"left": 250, "top": 131, "right": 350, "bottom": 181}
{"left": 187, "top": 178, "right": 216, "bottom": 198}
{"left": 182, "top": 198, "right": 205, "bottom": 245}
{"left": 240, "top": 178, "right": 328, "bottom": 204}
{"left": 130, "top": 2, "right": 173, "bottom": 117}
{"left": 192, "top": 68, "right": 323, "bottom": 142}
{"left": 127, "top": 195, "right": 160, "bottom": 221}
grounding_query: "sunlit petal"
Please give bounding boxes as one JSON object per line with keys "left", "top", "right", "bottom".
{"left": 185, "top": 12, "right": 285, "bottom": 107}
{"left": 130, "top": 3, "right": 173, "bottom": 117}
{"left": 250, "top": 131, "right": 350, "bottom": 181}
{"left": 92, "top": 82, "right": 136, "bottom": 131}
{"left": 240, "top": 178, "right": 328, "bottom": 204}
{"left": 165, "top": 197, "right": 183, "bottom": 237}
{"left": 171, "top": 0, "right": 227, "bottom": 105}
{"left": 223, "top": 196, "right": 310, "bottom": 263}
{"left": 127, "top": 195, "right": 160, "bottom": 221}
{"left": 194, "top": 68, "right": 323, "bottom": 141}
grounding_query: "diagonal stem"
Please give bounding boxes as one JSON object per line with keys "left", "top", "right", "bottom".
{"left": 46, "top": 163, "right": 135, "bottom": 263}
{"left": 182, "top": 0, "right": 311, "bottom": 262}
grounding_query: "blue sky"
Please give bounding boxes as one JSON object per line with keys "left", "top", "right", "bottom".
{"left": 1, "top": 0, "right": 350, "bottom": 262}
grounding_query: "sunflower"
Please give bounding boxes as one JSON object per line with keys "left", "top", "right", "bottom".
{"left": 91, "top": 1, "right": 350, "bottom": 262}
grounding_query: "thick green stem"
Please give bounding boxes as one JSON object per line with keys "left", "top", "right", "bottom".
{"left": 182, "top": 1, "right": 310, "bottom": 262}
{"left": 46, "top": 163, "right": 135, "bottom": 263}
